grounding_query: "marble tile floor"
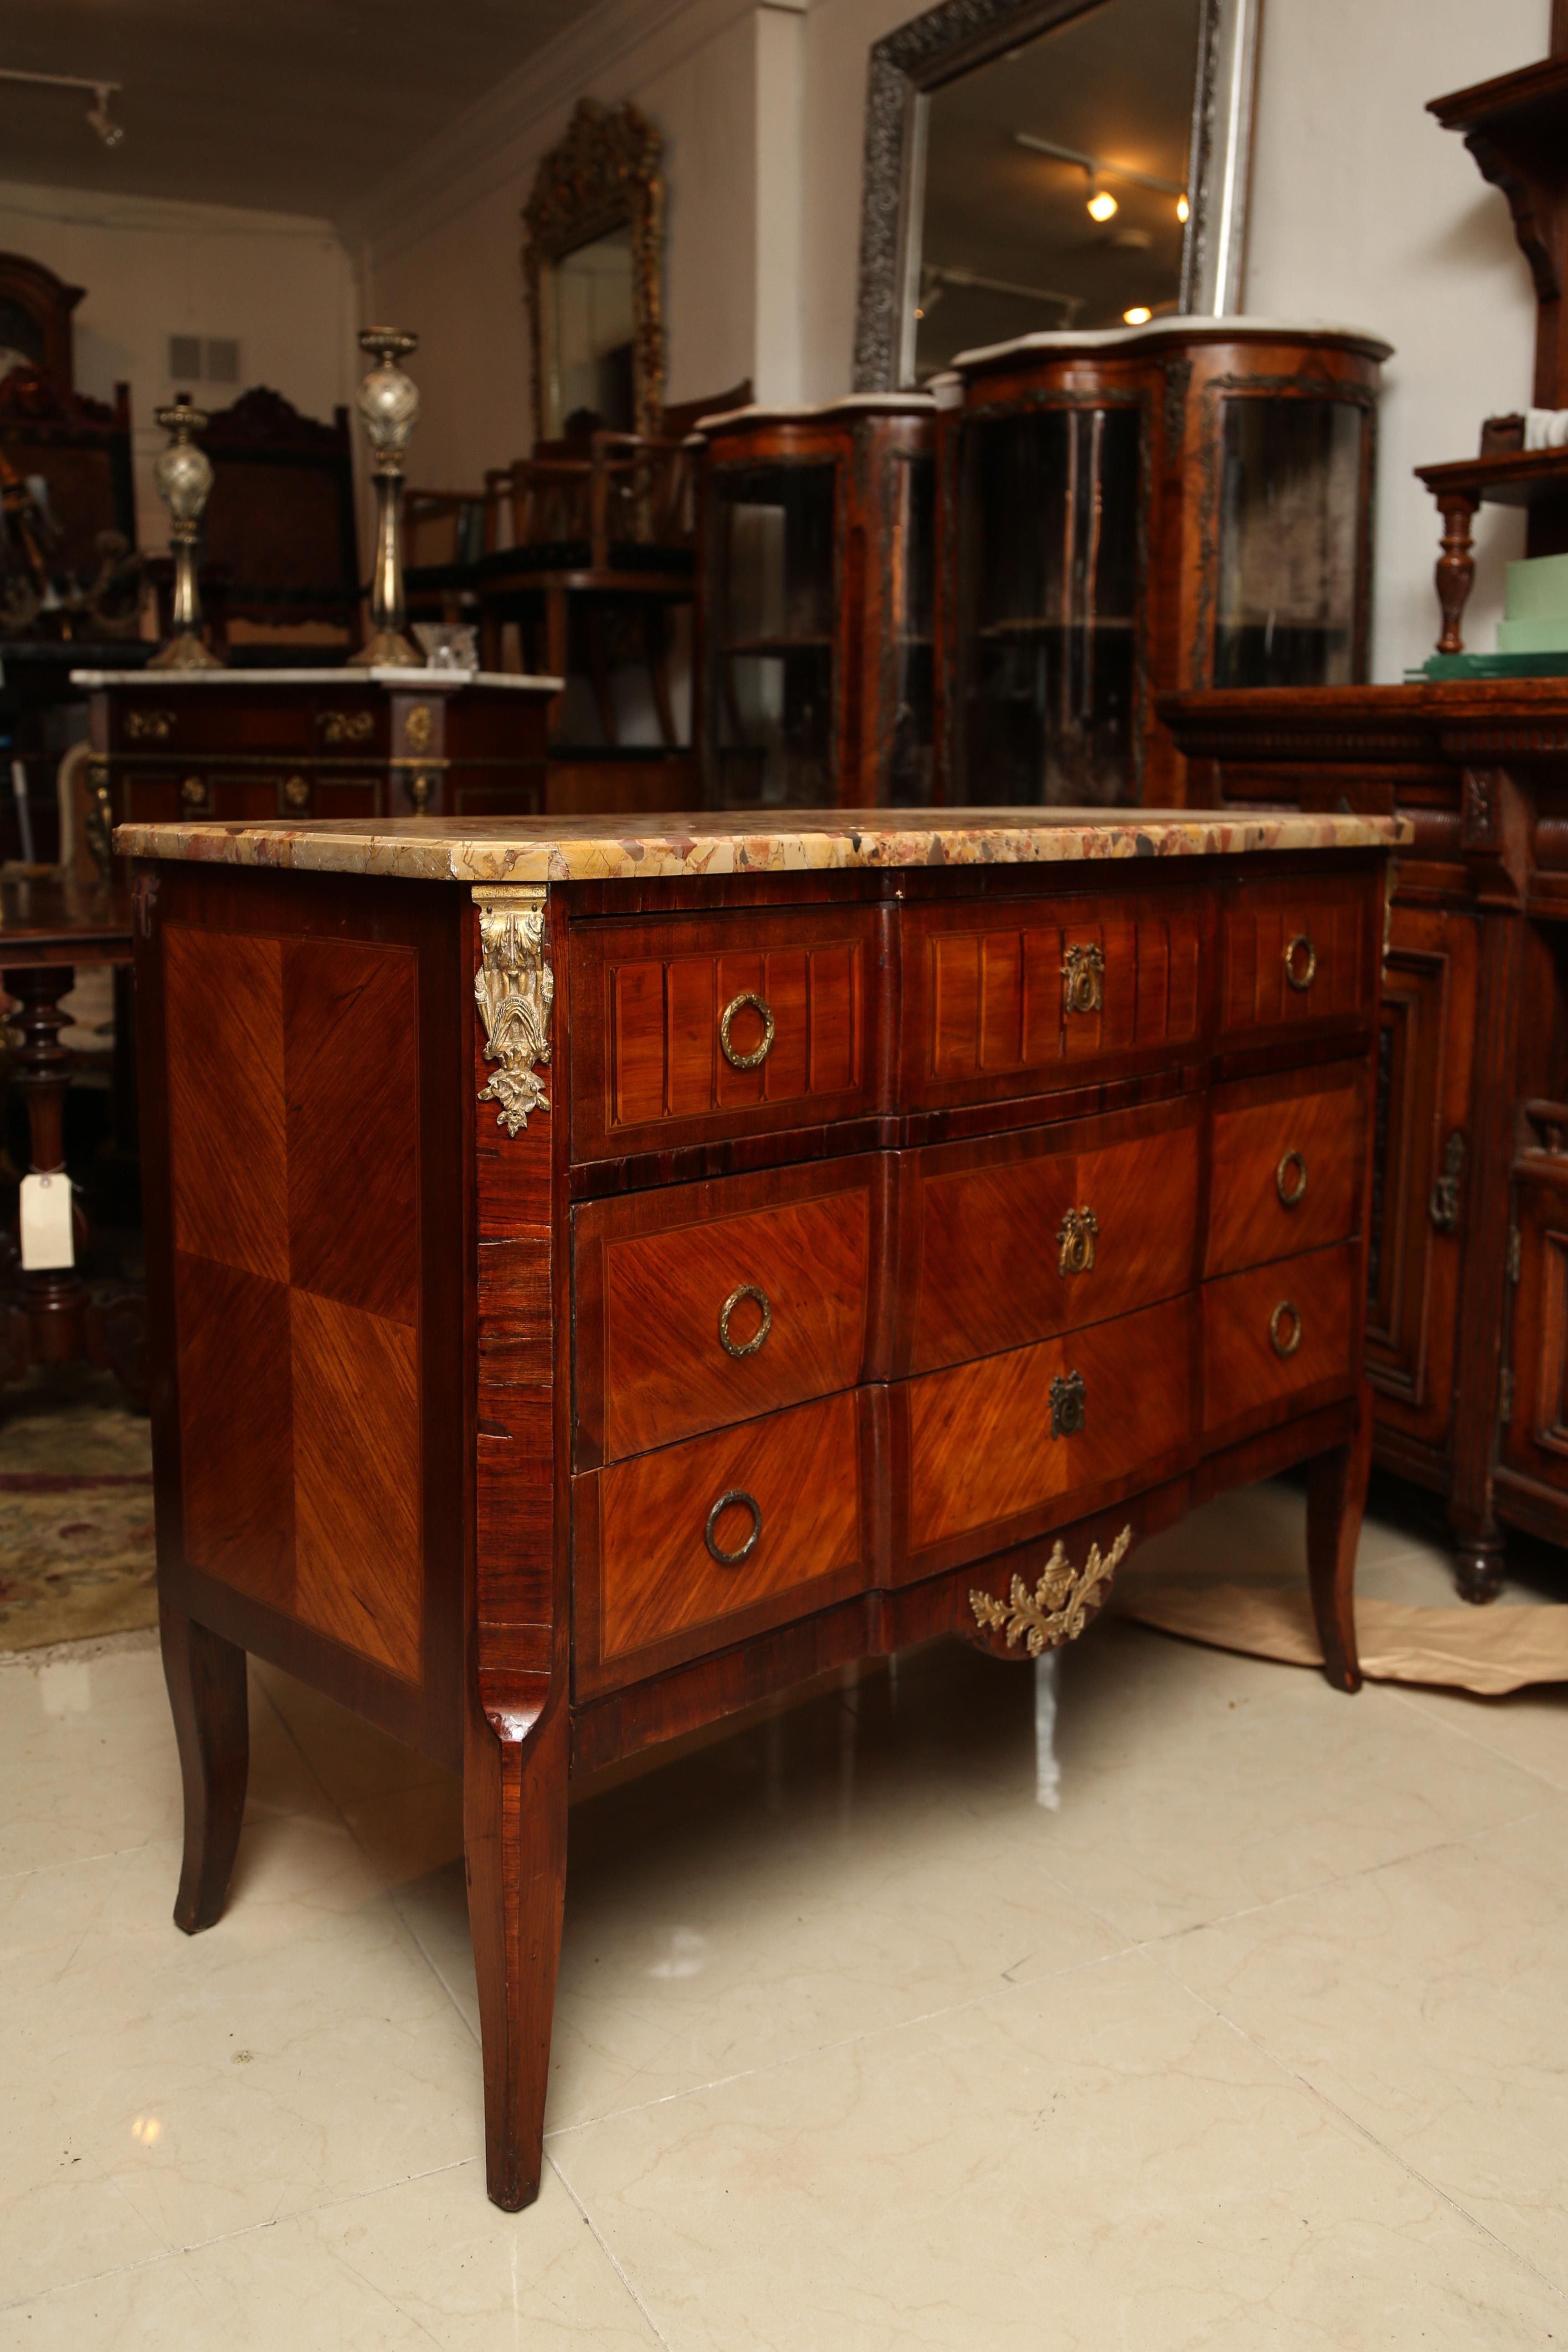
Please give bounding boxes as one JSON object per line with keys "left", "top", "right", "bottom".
{"left": 4, "top": 1482, "right": 1568, "bottom": 2348}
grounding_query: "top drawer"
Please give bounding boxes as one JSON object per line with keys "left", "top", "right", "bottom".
{"left": 569, "top": 907, "right": 879, "bottom": 1161}
{"left": 897, "top": 888, "right": 1210, "bottom": 1112}
{"left": 1217, "top": 873, "right": 1378, "bottom": 1044}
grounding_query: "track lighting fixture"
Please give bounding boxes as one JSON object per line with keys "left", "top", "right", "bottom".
{"left": 0, "top": 67, "right": 125, "bottom": 150}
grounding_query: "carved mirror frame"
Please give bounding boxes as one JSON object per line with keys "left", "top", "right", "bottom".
{"left": 521, "top": 98, "right": 667, "bottom": 442}
{"left": 852, "top": 0, "right": 1262, "bottom": 390}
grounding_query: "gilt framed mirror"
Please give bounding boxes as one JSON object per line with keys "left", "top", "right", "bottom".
{"left": 521, "top": 98, "right": 666, "bottom": 442}
{"left": 853, "top": 0, "right": 1261, "bottom": 389}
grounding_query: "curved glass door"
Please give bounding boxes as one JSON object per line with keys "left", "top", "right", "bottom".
{"left": 959, "top": 405, "right": 1141, "bottom": 805}
{"left": 1213, "top": 396, "right": 1367, "bottom": 689}
{"left": 710, "top": 462, "right": 836, "bottom": 807}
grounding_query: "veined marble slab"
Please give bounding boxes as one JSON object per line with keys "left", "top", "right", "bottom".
{"left": 114, "top": 808, "right": 1409, "bottom": 885}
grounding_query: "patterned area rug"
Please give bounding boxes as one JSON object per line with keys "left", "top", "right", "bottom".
{"left": 0, "top": 1369, "right": 154, "bottom": 1653}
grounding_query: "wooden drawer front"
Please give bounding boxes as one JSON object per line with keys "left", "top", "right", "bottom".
{"left": 570, "top": 908, "right": 876, "bottom": 1159}
{"left": 904, "top": 1294, "right": 1194, "bottom": 1566}
{"left": 577, "top": 1390, "right": 867, "bottom": 1678}
{"left": 1217, "top": 874, "right": 1375, "bottom": 1040}
{"left": 903, "top": 1099, "right": 1201, "bottom": 1374}
{"left": 1202, "top": 1242, "right": 1356, "bottom": 1439}
{"left": 900, "top": 891, "right": 1207, "bottom": 1109}
{"left": 573, "top": 1161, "right": 876, "bottom": 1467}
{"left": 1205, "top": 1065, "right": 1364, "bottom": 1279}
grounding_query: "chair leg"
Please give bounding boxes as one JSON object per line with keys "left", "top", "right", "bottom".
{"left": 543, "top": 590, "right": 569, "bottom": 743}
{"left": 161, "top": 1600, "right": 249, "bottom": 1932}
{"left": 1304, "top": 1388, "right": 1372, "bottom": 1693}
{"left": 584, "top": 607, "right": 617, "bottom": 746}
{"left": 645, "top": 604, "right": 678, "bottom": 748}
{"left": 464, "top": 1698, "right": 568, "bottom": 2211}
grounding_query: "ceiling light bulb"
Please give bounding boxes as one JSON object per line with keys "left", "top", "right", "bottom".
{"left": 1087, "top": 190, "right": 1118, "bottom": 223}
{"left": 1123, "top": 306, "right": 1152, "bottom": 326}
{"left": 1176, "top": 193, "right": 1189, "bottom": 223}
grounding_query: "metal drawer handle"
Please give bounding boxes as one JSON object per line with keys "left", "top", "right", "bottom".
{"left": 1270, "top": 1299, "right": 1303, "bottom": 1357}
{"left": 1283, "top": 933, "right": 1317, "bottom": 991}
{"left": 1061, "top": 943, "right": 1104, "bottom": 1015}
{"left": 180, "top": 775, "right": 207, "bottom": 811}
{"left": 1276, "top": 1150, "right": 1308, "bottom": 1207}
{"left": 1057, "top": 1206, "right": 1097, "bottom": 1275}
{"left": 1049, "top": 1370, "right": 1086, "bottom": 1437}
{"left": 705, "top": 1488, "right": 761, "bottom": 1565}
{"left": 719, "top": 1282, "right": 771, "bottom": 1358}
{"left": 720, "top": 991, "right": 775, "bottom": 1069}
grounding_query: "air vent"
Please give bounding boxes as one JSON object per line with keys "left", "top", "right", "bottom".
{"left": 167, "top": 334, "right": 242, "bottom": 385}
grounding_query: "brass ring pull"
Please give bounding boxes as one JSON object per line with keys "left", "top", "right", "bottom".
{"left": 704, "top": 1489, "right": 761, "bottom": 1566}
{"left": 720, "top": 991, "right": 775, "bottom": 1069}
{"left": 1283, "top": 933, "right": 1317, "bottom": 992}
{"left": 719, "top": 1282, "right": 772, "bottom": 1358}
{"left": 1270, "top": 1300, "right": 1303, "bottom": 1357}
{"left": 1276, "top": 1150, "right": 1308, "bottom": 1207}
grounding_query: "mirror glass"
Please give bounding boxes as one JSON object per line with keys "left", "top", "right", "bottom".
{"left": 910, "top": 0, "right": 1202, "bottom": 381}
{"left": 545, "top": 223, "right": 635, "bottom": 434}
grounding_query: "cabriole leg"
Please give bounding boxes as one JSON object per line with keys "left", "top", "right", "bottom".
{"left": 464, "top": 1699, "right": 568, "bottom": 2211}
{"left": 160, "top": 1600, "right": 249, "bottom": 1932}
{"left": 1304, "top": 1394, "right": 1373, "bottom": 1693}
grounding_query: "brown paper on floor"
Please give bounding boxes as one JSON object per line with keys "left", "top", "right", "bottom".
{"left": 1112, "top": 1582, "right": 1568, "bottom": 1695}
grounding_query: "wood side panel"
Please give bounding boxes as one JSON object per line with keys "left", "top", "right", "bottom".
{"left": 1202, "top": 1241, "right": 1357, "bottom": 1444}
{"left": 165, "top": 926, "right": 288, "bottom": 1281}
{"left": 904, "top": 1294, "right": 1196, "bottom": 1561}
{"left": 174, "top": 1249, "right": 294, "bottom": 1610}
{"left": 905, "top": 1096, "right": 1202, "bottom": 1373}
{"left": 576, "top": 1164, "right": 875, "bottom": 1465}
{"left": 1205, "top": 1062, "right": 1364, "bottom": 1278}
{"left": 290, "top": 1288, "right": 422, "bottom": 1680}
{"left": 283, "top": 937, "right": 420, "bottom": 1327}
{"left": 569, "top": 906, "right": 879, "bottom": 1161}
{"left": 576, "top": 1390, "right": 868, "bottom": 1684}
{"left": 1503, "top": 1159, "right": 1568, "bottom": 1491}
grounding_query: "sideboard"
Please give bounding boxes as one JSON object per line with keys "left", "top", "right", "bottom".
{"left": 119, "top": 806, "right": 1401, "bottom": 2208}
{"left": 1162, "top": 678, "right": 1568, "bottom": 1600}
{"left": 74, "top": 666, "right": 559, "bottom": 844}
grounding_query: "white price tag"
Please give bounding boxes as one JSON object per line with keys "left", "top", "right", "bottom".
{"left": 20, "top": 1172, "right": 73, "bottom": 1270}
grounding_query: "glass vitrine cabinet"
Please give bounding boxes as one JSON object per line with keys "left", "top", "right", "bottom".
{"left": 696, "top": 395, "right": 936, "bottom": 807}
{"left": 938, "top": 322, "right": 1390, "bottom": 806}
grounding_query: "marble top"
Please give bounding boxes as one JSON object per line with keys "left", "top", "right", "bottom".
{"left": 952, "top": 316, "right": 1394, "bottom": 372}
{"left": 71, "top": 667, "right": 562, "bottom": 693}
{"left": 114, "top": 808, "right": 1409, "bottom": 885}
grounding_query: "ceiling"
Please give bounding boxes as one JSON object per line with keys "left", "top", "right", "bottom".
{"left": 915, "top": 0, "right": 1202, "bottom": 375}
{"left": 0, "top": 0, "right": 580, "bottom": 220}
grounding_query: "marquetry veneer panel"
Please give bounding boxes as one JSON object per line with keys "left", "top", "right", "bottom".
{"left": 165, "top": 924, "right": 425, "bottom": 1684}
{"left": 1217, "top": 874, "right": 1373, "bottom": 1038}
{"left": 1205, "top": 1062, "right": 1365, "bottom": 1278}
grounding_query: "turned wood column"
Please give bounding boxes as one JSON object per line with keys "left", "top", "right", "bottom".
{"left": 1434, "top": 493, "right": 1480, "bottom": 655}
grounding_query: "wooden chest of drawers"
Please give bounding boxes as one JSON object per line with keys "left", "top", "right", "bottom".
{"left": 121, "top": 807, "right": 1401, "bottom": 2211}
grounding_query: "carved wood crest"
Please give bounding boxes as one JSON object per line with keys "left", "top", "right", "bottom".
{"left": 521, "top": 98, "right": 665, "bottom": 441}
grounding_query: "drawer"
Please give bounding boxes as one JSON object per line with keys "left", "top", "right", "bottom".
{"left": 1205, "top": 1063, "right": 1365, "bottom": 1278}
{"left": 898, "top": 888, "right": 1210, "bottom": 1112}
{"left": 900, "top": 1292, "right": 1196, "bottom": 1574}
{"left": 1202, "top": 1241, "right": 1357, "bottom": 1443}
{"left": 900, "top": 1097, "right": 1201, "bottom": 1374}
{"left": 570, "top": 905, "right": 879, "bottom": 1161}
{"left": 1217, "top": 873, "right": 1378, "bottom": 1042}
{"left": 573, "top": 1389, "right": 871, "bottom": 1685}
{"left": 573, "top": 1158, "right": 878, "bottom": 1467}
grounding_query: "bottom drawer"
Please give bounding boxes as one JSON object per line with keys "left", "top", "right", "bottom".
{"left": 1202, "top": 1241, "right": 1356, "bottom": 1443}
{"left": 900, "top": 1293, "right": 1197, "bottom": 1575}
{"left": 573, "top": 1390, "right": 870, "bottom": 1688}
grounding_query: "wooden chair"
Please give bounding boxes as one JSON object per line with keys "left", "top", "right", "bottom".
{"left": 0, "top": 364, "right": 140, "bottom": 638}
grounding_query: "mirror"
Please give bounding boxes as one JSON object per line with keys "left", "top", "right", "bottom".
{"left": 522, "top": 99, "right": 665, "bottom": 442}
{"left": 853, "top": 0, "right": 1261, "bottom": 391}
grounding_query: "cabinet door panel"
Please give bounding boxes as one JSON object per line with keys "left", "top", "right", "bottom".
{"left": 1503, "top": 1142, "right": 1568, "bottom": 1499}
{"left": 1364, "top": 904, "right": 1476, "bottom": 1453}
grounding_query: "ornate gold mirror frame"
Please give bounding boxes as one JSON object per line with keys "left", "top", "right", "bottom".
{"left": 521, "top": 98, "right": 666, "bottom": 442}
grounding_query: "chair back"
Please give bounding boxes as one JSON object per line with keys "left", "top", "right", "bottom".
{"left": 196, "top": 385, "right": 360, "bottom": 645}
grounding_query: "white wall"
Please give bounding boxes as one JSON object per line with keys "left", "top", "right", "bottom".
{"left": 0, "top": 179, "right": 360, "bottom": 552}
{"left": 1242, "top": 0, "right": 1549, "bottom": 677}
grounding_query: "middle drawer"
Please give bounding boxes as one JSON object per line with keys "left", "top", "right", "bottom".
{"left": 573, "top": 1157, "right": 880, "bottom": 1469}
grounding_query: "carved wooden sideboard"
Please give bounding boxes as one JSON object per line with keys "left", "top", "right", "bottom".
{"left": 121, "top": 806, "right": 1399, "bottom": 2208}
{"left": 76, "top": 666, "right": 559, "bottom": 837}
{"left": 1162, "top": 678, "right": 1568, "bottom": 1599}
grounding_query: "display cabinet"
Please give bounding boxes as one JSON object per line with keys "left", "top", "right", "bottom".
{"left": 694, "top": 396, "right": 935, "bottom": 807}
{"left": 936, "top": 321, "right": 1389, "bottom": 807}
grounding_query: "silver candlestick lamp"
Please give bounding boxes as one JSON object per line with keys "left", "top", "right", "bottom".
{"left": 148, "top": 394, "right": 222, "bottom": 670}
{"left": 350, "top": 326, "right": 422, "bottom": 667}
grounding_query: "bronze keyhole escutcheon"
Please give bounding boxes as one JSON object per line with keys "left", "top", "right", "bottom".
{"left": 1061, "top": 943, "right": 1105, "bottom": 1016}
{"left": 1057, "top": 1205, "right": 1098, "bottom": 1275}
{"left": 1049, "top": 1370, "right": 1086, "bottom": 1438}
